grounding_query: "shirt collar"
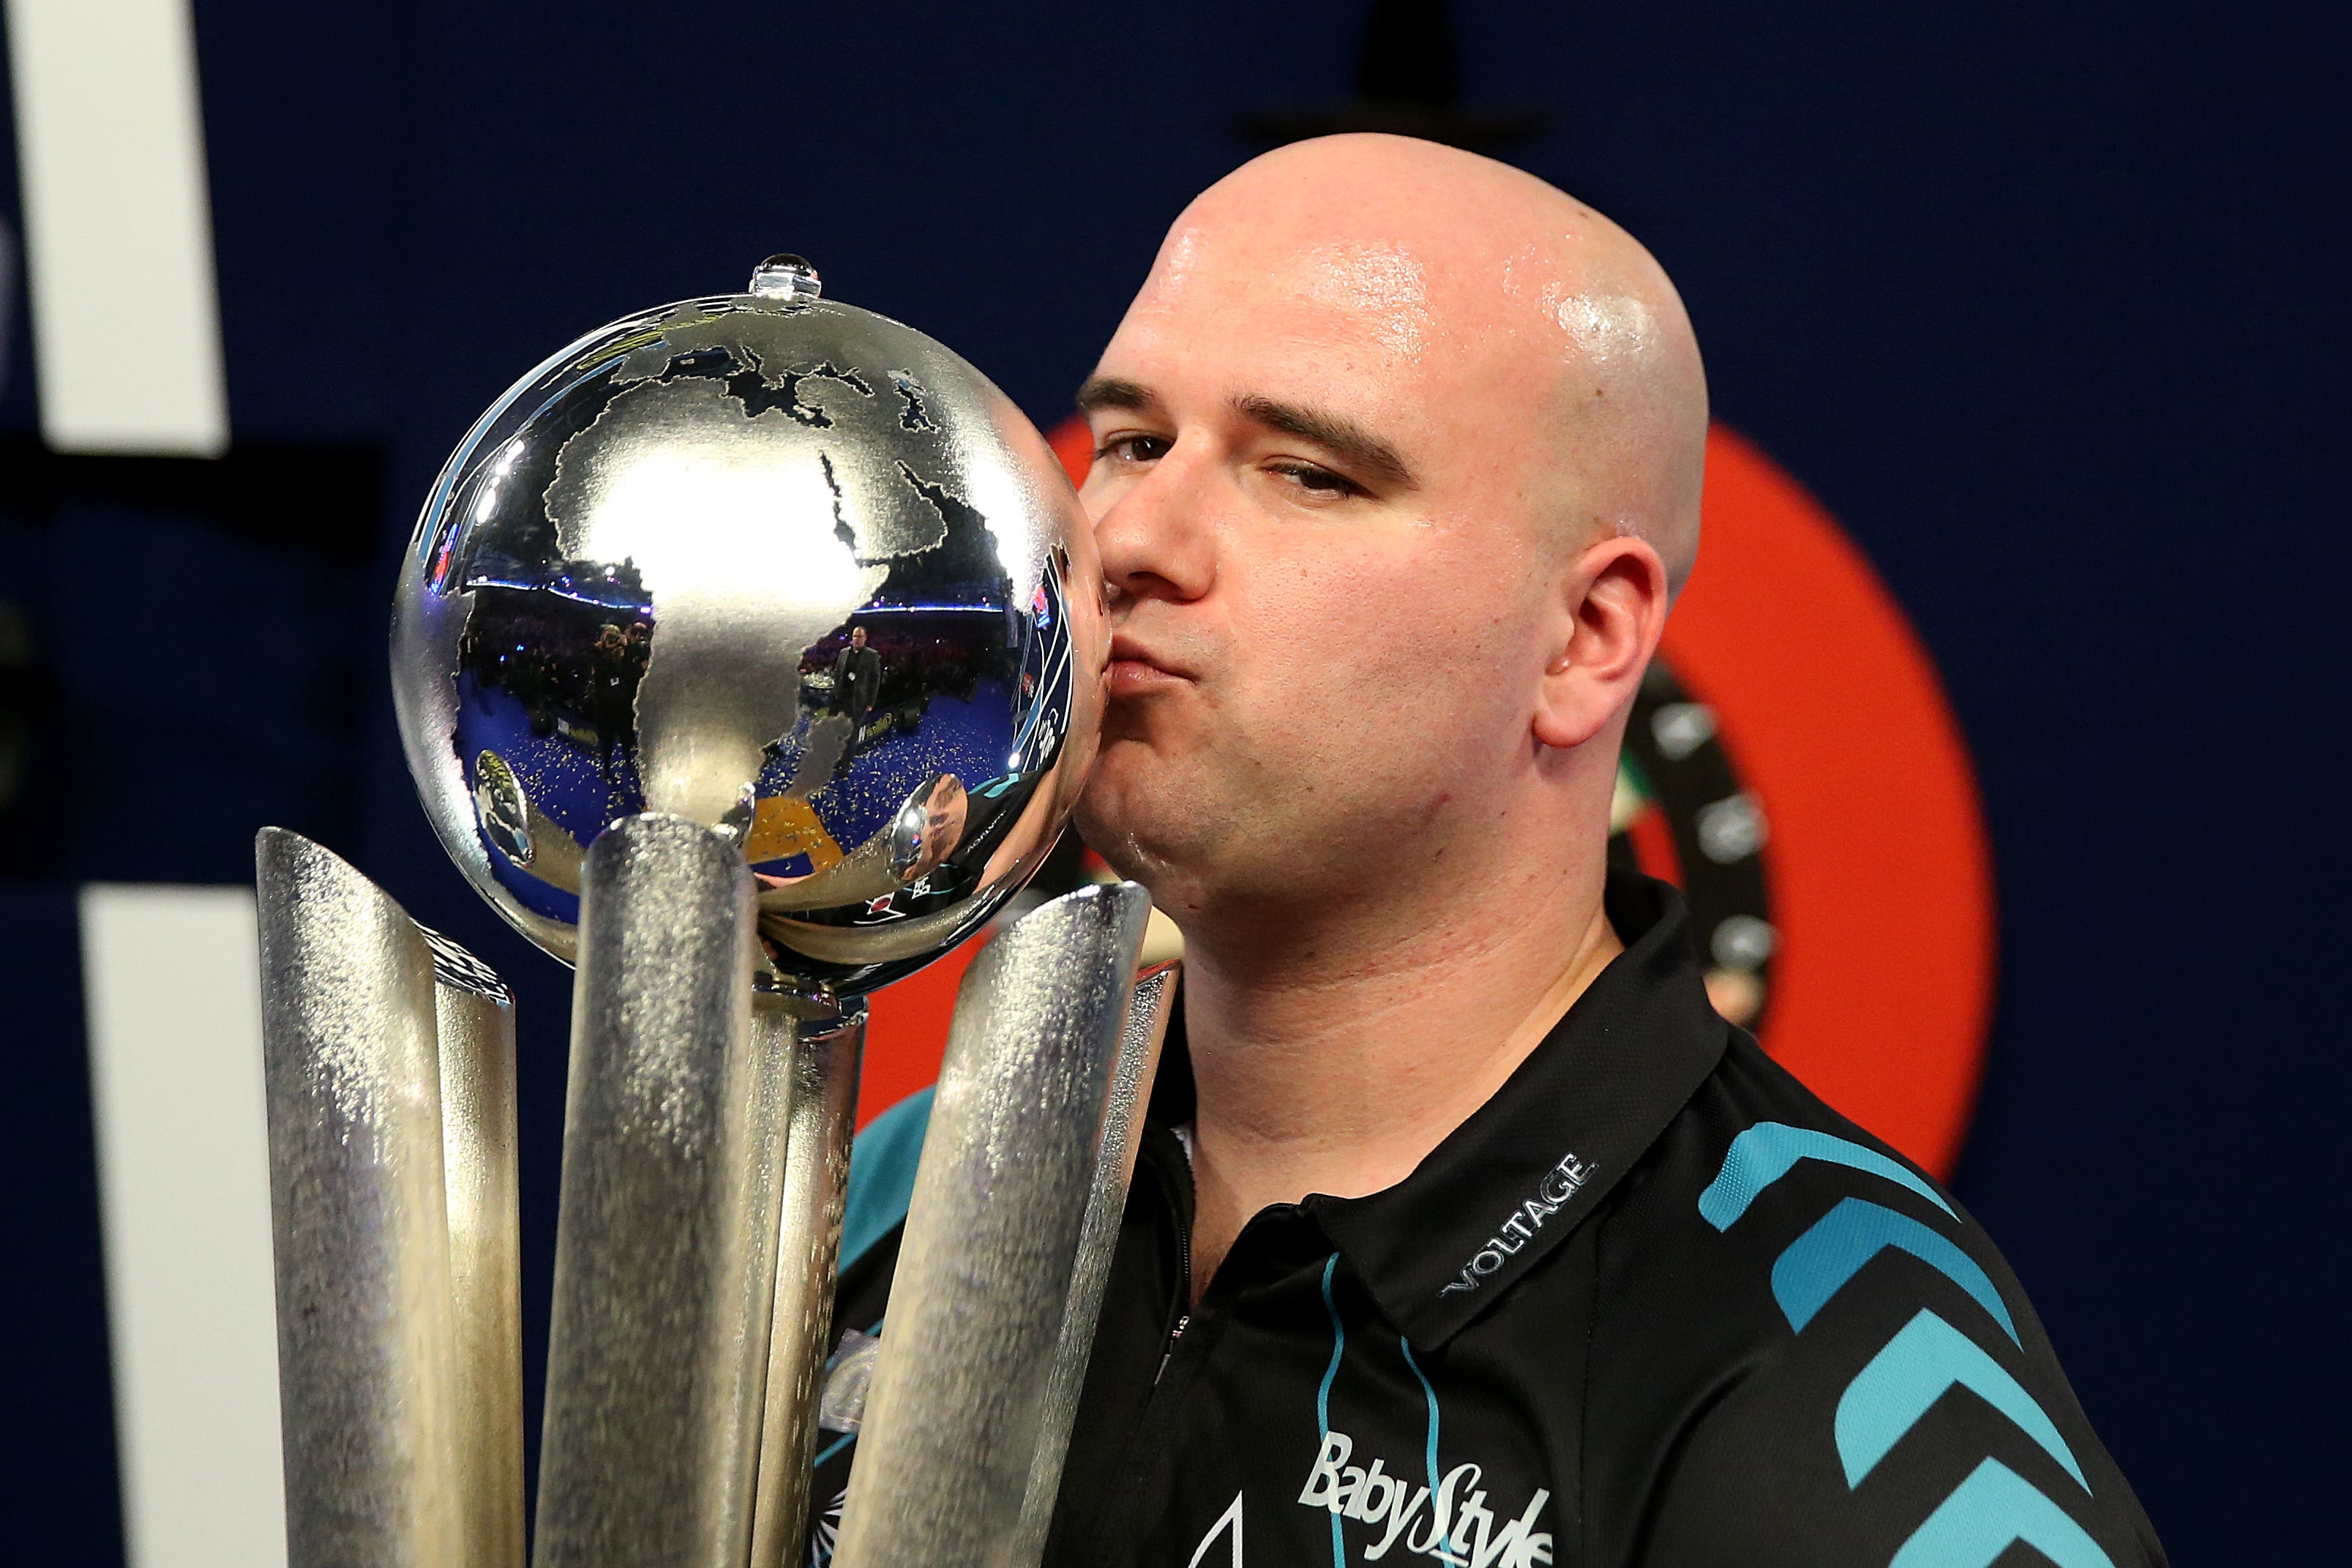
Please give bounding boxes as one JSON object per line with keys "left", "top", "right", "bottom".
{"left": 1150, "top": 867, "right": 1729, "bottom": 1348}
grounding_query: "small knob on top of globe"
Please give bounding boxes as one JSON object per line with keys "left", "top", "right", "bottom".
{"left": 392, "top": 256, "right": 1104, "bottom": 1002}
{"left": 749, "top": 254, "right": 823, "bottom": 304}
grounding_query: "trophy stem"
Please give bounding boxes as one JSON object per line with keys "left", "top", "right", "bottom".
{"left": 830, "top": 882, "right": 1154, "bottom": 1568}
{"left": 746, "top": 999, "right": 865, "bottom": 1568}
{"left": 254, "top": 828, "right": 467, "bottom": 1568}
{"left": 533, "top": 814, "right": 778, "bottom": 1568}
{"left": 426, "top": 929, "right": 526, "bottom": 1568}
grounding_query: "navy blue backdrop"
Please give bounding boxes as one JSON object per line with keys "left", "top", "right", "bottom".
{"left": 2, "top": 3, "right": 2340, "bottom": 1558}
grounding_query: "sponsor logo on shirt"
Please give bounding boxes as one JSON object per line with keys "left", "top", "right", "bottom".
{"left": 1437, "top": 1151, "right": 1596, "bottom": 1298}
{"left": 1296, "top": 1430, "right": 1553, "bottom": 1567}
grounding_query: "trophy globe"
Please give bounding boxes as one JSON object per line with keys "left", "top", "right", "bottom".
{"left": 393, "top": 255, "right": 1105, "bottom": 1000}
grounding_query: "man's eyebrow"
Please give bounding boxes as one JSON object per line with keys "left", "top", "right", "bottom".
{"left": 1075, "top": 375, "right": 1160, "bottom": 415}
{"left": 1230, "top": 393, "right": 1417, "bottom": 491}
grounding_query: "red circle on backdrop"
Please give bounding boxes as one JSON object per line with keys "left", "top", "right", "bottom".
{"left": 861, "top": 419, "right": 1995, "bottom": 1180}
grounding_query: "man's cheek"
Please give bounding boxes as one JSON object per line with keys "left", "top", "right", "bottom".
{"left": 1086, "top": 732, "right": 1185, "bottom": 796}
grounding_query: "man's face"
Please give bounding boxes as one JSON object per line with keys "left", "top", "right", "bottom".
{"left": 1073, "top": 217, "right": 1570, "bottom": 918}
{"left": 850, "top": 628, "right": 866, "bottom": 649}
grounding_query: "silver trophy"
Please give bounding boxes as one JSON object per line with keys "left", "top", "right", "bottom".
{"left": 254, "top": 255, "right": 1177, "bottom": 1568}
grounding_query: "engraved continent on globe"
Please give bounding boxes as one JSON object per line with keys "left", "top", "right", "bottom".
{"left": 393, "top": 274, "right": 1104, "bottom": 999}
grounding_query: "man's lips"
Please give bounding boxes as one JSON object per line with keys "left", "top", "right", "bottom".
{"left": 1106, "top": 633, "right": 1191, "bottom": 697}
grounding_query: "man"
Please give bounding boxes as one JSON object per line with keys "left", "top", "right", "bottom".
{"left": 830, "top": 623, "right": 882, "bottom": 740}
{"left": 815, "top": 135, "right": 2165, "bottom": 1566}
{"left": 588, "top": 623, "right": 637, "bottom": 783}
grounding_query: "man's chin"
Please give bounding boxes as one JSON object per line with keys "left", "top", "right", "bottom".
{"left": 1075, "top": 739, "right": 1247, "bottom": 888}
{"left": 1071, "top": 795, "right": 1154, "bottom": 886}
{"left": 1073, "top": 772, "right": 1196, "bottom": 890}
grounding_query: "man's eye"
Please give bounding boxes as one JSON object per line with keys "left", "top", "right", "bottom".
{"left": 1095, "top": 434, "right": 1171, "bottom": 465}
{"left": 1268, "top": 462, "right": 1360, "bottom": 498}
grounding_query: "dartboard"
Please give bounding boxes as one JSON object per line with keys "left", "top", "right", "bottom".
{"left": 1612, "top": 661, "right": 1775, "bottom": 1030}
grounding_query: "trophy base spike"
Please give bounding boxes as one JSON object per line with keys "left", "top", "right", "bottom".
{"left": 255, "top": 827, "right": 523, "bottom": 1568}
{"left": 532, "top": 812, "right": 773, "bottom": 1568}
{"left": 831, "top": 881, "right": 1157, "bottom": 1568}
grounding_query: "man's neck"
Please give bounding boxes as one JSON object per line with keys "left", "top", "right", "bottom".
{"left": 1175, "top": 853, "right": 1622, "bottom": 1302}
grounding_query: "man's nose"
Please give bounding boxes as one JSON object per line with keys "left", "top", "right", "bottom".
{"left": 1089, "top": 453, "right": 1216, "bottom": 607}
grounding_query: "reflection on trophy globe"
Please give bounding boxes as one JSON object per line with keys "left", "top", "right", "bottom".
{"left": 392, "top": 255, "right": 1105, "bottom": 997}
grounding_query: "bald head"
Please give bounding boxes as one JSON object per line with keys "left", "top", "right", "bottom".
{"left": 1129, "top": 135, "right": 1706, "bottom": 587}
{"left": 1076, "top": 135, "right": 1707, "bottom": 927}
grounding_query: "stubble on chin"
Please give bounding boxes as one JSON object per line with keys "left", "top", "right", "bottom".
{"left": 1074, "top": 751, "right": 1158, "bottom": 879}
{"left": 1074, "top": 740, "right": 1207, "bottom": 906}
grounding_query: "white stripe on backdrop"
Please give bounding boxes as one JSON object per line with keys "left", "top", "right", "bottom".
{"left": 4, "top": 0, "right": 228, "bottom": 455}
{"left": 80, "top": 885, "right": 285, "bottom": 1568}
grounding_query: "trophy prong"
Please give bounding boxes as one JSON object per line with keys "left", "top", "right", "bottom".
{"left": 831, "top": 881, "right": 1156, "bottom": 1568}
{"left": 1009, "top": 956, "right": 1180, "bottom": 1561}
{"left": 533, "top": 813, "right": 780, "bottom": 1568}
{"left": 254, "top": 827, "right": 468, "bottom": 1567}
{"left": 422, "top": 926, "right": 526, "bottom": 1568}
{"left": 746, "top": 1000, "right": 865, "bottom": 1568}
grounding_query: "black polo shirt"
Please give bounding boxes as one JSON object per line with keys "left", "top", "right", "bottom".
{"left": 807, "top": 871, "right": 2168, "bottom": 1567}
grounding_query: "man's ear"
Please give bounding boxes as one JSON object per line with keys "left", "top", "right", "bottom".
{"left": 1532, "top": 535, "right": 1672, "bottom": 751}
